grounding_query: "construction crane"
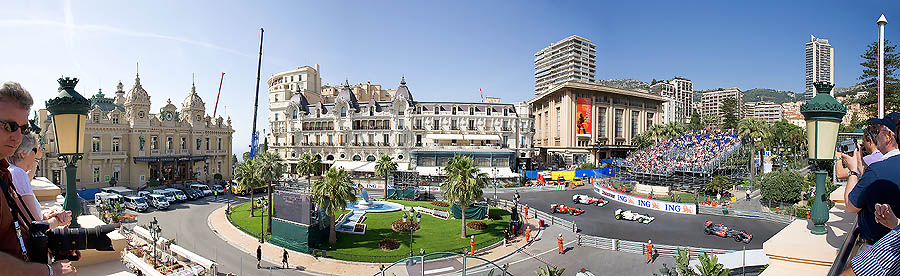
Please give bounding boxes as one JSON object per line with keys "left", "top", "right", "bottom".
{"left": 213, "top": 72, "right": 225, "bottom": 118}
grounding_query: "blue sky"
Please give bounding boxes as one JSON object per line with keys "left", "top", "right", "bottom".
{"left": 0, "top": 0, "right": 895, "bottom": 155}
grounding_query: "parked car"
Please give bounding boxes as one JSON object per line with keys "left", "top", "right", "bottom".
{"left": 191, "top": 184, "right": 212, "bottom": 196}
{"left": 164, "top": 188, "right": 187, "bottom": 202}
{"left": 185, "top": 188, "right": 202, "bottom": 200}
{"left": 147, "top": 194, "right": 169, "bottom": 210}
{"left": 214, "top": 184, "right": 226, "bottom": 194}
{"left": 152, "top": 189, "right": 176, "bottom": 203}
{"left": 123, "top": 196, "right": 149, "bottom": 212}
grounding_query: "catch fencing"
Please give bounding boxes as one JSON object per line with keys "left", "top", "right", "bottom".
{"left": 697, "top": 205, "right": 795, "bottom": 224}
{"left": 496, "top": 198, "right": 737, "bottom": 259}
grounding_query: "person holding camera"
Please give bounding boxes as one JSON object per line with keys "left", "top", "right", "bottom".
{"left": 8, "top": 134, "right": 70, "bottom": 229}
{"left": 841, "top": 112, "right": 900, "bottom": 245}
{"left": 0, "top": 82, "right": 76, "bottom": 275}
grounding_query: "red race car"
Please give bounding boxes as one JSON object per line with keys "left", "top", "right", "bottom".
{"left": 572, "top": 194, "right": 608, "bottom": 207}
{"left": 550, "top": 203, "right": 585, "bottom": 216}
{"left": 704, "top": 221, "right": 752, "bottom": 244}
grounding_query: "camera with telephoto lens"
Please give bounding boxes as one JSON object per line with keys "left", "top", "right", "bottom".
{"left": 26, "top": 221, "right": 118, "bottom": 264}
{"left": 838, "top": 139, "right": 857, "bottom": 153}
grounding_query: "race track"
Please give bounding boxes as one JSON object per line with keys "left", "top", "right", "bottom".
{"left": 501, "top": 187, "right": 787, "bottom": 250}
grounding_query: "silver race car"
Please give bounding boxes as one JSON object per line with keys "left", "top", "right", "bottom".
{"left": 614, "top": 209, "right": 655, "bottom": 224}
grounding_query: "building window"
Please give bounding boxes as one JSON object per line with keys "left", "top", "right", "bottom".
{"left": 503, "top": 120, "right": 508, "bottom": 130}
{"left": 468, "top": 120, "right": 475, "bottom": 130}
{"left": 383, "top": 134, "right": 389, "bottom": 145}
{"left": 205, "top": 138, "right": 210, "bottom": 151}
{"left": 598, "top": 107, "right": 607, "bottom": 137}
{"left": 92, "top": 137, "right": 101, "bottom": 152}
{"left": 416, "top": 119, "right": 422, "bottom": 129}
{"left": 218, "top": 138, "right": 222, "bottom": 150}
{"left": 646, "top": 113, "right": 654, "bottom": 131}
{"left": 112, "top": 115, "right": 119, "bottom": 124}
{"left": 93, "top": 167, "right": 100, "bottom": 183}
{"left": 434, "top": 105, "right": 440, "bottom": 114}
{"left": 139, "top": 111, "right": 145, "bottom": 119}
{"left": 504, "top": 108, "right": 509, "bottom": 116}
{"left": 151, "top": 136, "right": 158, "bottom": 150}
{"left": 451, "top": 119, "right": 457, "bottom": 130}
{"left": 487, "top": 107, "right": 492, "bottom": 116}
{"left": 196, "top": 138, "right": 201, "bottom": 150}
{"left": 167, "top": 136, "right": 173, "bottom": 150}
{"left": 341, "top": 107, "right": 347, "bottom": 117}
{"left": 469, "top": 108, "right": 474, "bottom": 115}
{"left": 556, "top": 107, "right": 561, "bottom": 136}
{"left": 398, "top": 134, "right": 406, "bottom": 146}
{"left": 93, "top": 115, "right": 99, "bottom": 123}
{"left": 614, "top": 109, "right": 623, "bottom": 138}
{"left": 433, "top": 119, "right": 440, "bottom": 130}
{"left": 631, "top": 111, "right": 640, "bottom": 139}
{"left": 275, "top": 113, "right": 279, "bottom": 121}
{"left": 292, "top": 110, "right": 298, "bottom": 119}
{"left": 452, "top": 106, "right": 457, "bottom": 115}
{"left": 181, "top": 137, "right": 187, "bottom": 150}
{"left": 398, "top": 119, "right": 404, "bottom": 129}
{"left": 112, "top": 138, "right": 120, "bottom": 152}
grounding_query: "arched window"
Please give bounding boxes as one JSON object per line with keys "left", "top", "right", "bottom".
{"left": 292, "top": 109, "right": 298, "bottom": 119}
{"left": 341, "top": 107, "right": 347, "bottom": 117}
{"left": 352, "top": 155, "right": 362, "bottom": 161}
{"left": 326, "top": 155, "right": 335, "bottom": 160}
{"left": 366, "top": 155, "right": 376, "bottom": 162}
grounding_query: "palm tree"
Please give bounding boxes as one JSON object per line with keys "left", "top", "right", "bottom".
{"left": 374, "top": 155, "right": 398, "bottom": 199}
{"left": 663, "top": 122, "right": 685, "bottom": 138}
{"left": 256, "top": 151, "right": 285, "bottom": 234}
{"left": 534, "top": 265, "right": 566, "bottom": 276}
{"left": 701, "top": 115, "right": 718, "bottom": 129}
{"left": 297, "top": 153, "right": 321, "bottom": 187}
{"left": 311, "top": 167, "right": 356, "bottom": 246}
{"left": 648, "top": 124, "right": 666, "bottom": 143}
{"left": 738, "top": 118, "right": 771, "bottom": 189}
{"left": 234, "top": 158, "right": 262, "bottom": 217}
{"left": 440, "top": 155, "right": 487, "bottom": 238}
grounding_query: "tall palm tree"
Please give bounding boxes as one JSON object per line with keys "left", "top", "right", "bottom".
{"left": 664, "top": 122, "right": 685, "bottom": 138}
{"left": 701, "top": 115, "right": 719, "bottom": 129}
{"left": 297, "top": 153, "right": 321, "bottom": 187}
{"left": 257, "top": 151, "right": 285, "bottom": 234}
{"left": 648, "top": 124, "right": 666, "bottom": 143}
{"left": 374, "top": 155, "right": 398, "bottom": 199}
{"left": 311, "top": 167, "right": 356, "bottom": 246}
{"left": 440, "top": 155, "right": 487, "bottom": 238}
{"left": 234, "top": 158, "right": 262, "bottom": 217}
{"left": 738, "top": 118, "right": 771, "bottom": 188}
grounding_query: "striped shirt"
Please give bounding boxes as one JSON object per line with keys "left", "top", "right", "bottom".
{"left": 852, "top": 225, "right": 900, "bottom": 275}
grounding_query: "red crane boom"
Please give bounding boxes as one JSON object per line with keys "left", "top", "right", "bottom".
{"left": 213, "top": 72, "right": 225, "bottom": 117}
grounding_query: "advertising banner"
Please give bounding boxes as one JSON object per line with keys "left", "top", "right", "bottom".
{"left": 576, "top": 97, "right": 592, "bottom": 137}
{"left": 593, "top": 184, "right": 696, "bottom": 215}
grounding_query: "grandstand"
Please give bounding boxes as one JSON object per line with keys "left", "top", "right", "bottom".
{"left": 621, "top": 129, "right": 749, "bottom": 190}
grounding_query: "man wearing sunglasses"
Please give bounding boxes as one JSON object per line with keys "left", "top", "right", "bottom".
{"left": 0, "top": 82, "right": 75, "bottom": 275}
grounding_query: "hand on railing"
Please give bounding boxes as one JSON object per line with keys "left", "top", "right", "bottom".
{"left": 876, "top": 203, "right": 899, "bottom": 229}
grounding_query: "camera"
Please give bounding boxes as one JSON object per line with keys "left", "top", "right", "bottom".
{"left": 838, "top": 139, "right": 857, "bottom": 153}
{"left": 26, "top": 221, "right": 118, "bottom": 264}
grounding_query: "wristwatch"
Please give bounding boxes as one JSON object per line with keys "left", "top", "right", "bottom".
{"left": 849, "top": 170, "right": 862, "bottom": 178}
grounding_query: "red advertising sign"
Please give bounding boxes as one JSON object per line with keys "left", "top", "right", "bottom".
{"left": 576, "top": 97, "right": 592, "bottom": 137}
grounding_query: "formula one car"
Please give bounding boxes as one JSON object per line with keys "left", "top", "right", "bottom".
{"left": 614, "top": 209, "right": 655, "bottom": 224}
{"left": 550, "top": 203, "right": 585, "bottom": 216}
{"left": 705, "top": 221, "right": 752, "bottom": 244}
{"left": 572, "top": 194, "right": 608, "bottom": 207}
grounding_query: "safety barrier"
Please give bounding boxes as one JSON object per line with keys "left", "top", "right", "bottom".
{"left": 697, "top": 205, "right": 795, "bottom": 224}
{"left": 827, "top": 221, "right": 860, "bottom": 276}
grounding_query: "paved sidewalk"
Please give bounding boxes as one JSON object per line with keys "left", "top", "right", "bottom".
{"left": 208, "top": 206, "right": 536, "bottom": 275}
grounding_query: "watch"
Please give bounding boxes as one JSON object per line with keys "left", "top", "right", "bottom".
{"left": 849, "top": 170, "right": 861, "bottom": 178}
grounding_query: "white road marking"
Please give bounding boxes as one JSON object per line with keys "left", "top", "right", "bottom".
{"left": 424, "top": 266, "right": 455, "bottom": 274}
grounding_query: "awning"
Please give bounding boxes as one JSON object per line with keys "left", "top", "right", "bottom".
{"left": 463, "top": 134, "right": 501, "bottom": 140}
{"left": 415, "top": 166, "right": 444, "bottom": 176}
{"left": 332, "top": 161, "right": 377, "bottom": 172}
{"left": 171, "top": 244, "right": 216, "bottom": 270}
{"left": 478, "top": 167, "right": 519, "bottom": 178}
{"left": 426, "top": 134, "right": 465, "bottom": 140}
{"left": 123, "top": 252, "right": 165, "bottom": 276}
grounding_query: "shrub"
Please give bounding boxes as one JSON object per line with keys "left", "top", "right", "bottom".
{"left": 759, "top": 169, "right": 806, "bottom": 204}
{"left": 391, "top": 219, "right": 420, "bottom": 232}
{"left": 378, "top": 238, "right": 400, "bottom": 250}
{"left": 431, "top": 201, "right": 450, "bottom": 207}
{"left": 214, "top": 173, "right": 223, "bottom": 180}
{"left": 466, "top": 221, "right": 487, "bottom": 230}
{"left": 488, "top": 211, "right": 502, "bottom": 220}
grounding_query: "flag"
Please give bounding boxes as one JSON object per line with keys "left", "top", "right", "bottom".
{"left": 480, "top": 88, "right": 484, "bottom": 102}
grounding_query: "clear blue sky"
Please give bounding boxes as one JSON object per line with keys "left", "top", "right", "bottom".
{"left": 0, "top": 0, "right": 895, "bottom": 155}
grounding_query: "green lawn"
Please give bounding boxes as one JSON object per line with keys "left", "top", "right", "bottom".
{"left": 226, "top": 203, "right": 271, "bottom": 239}
{"left": 228, "top": 199, "right": 509, "bottom": 263}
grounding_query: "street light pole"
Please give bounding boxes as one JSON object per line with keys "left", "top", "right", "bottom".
{"left": 878, "top": 14, "right": 888, "bottom": 118}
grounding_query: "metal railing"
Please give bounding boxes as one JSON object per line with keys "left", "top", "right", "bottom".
{"left": 697, "top": 205, "right": 795, "bottom": 224}
{"left": 827, "top": 221, "right": 860, "bottom": 276}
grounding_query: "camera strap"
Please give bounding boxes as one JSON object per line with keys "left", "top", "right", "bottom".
{"left": 0, "top": 175, "right": 35, "bottom": 261}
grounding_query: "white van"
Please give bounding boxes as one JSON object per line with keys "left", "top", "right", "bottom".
{"left": 123, "top": 196, "right": 149, "bottom": 212}
{"left": 152, "top": 189, "right": 176, "bottom": 203}
{"left": 147, "top": 194, "right": 169, "bottom": 210}
{"left": 191, "top": 184, "right": 212, "bottom": 196}
{"left": 164, "top": 188, "right": 187, "bottom": 202}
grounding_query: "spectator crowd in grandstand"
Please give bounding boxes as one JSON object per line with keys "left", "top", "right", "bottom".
{"left": 625, "top": 129, "right": 740, "bottom": 174}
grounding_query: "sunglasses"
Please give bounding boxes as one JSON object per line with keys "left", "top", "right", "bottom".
{"left": 0, "top": 120, "right": 31, "bottom": 135}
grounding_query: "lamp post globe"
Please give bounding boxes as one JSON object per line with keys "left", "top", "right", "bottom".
{"left": 800, "top": 81, "right": 846, "bottom": 235}
{"left": 46, "top": 77, "right": 91, "bottom": 228}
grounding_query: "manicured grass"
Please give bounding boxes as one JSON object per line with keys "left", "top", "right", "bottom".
{"left": 227, "top": 202, "right": 271, "bottom": 239}
{"left": 317, "top": 201, "right": 509, "bottom": 262}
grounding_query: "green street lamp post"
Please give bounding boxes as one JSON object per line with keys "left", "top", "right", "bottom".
{"left": 800, "top": 82, "right": 846, "bottom": 235}
{"left": 46, "top": 77, "right": 91, "bottom": 228}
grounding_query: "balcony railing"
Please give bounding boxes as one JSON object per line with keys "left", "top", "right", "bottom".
{"left": 827, "top": 221, "right": 860, "bottom": 276}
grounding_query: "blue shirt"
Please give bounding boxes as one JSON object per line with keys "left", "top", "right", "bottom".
{"left": 852, "top": 224, "right": 900, "bottom": 276}
{"left": 849, "top": 155, "right": 900, "bottom": 241}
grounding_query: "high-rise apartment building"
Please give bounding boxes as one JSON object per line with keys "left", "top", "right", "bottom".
{"left": 650, "top": 77, "right": 693, "bottom": 123}
{"left": 805, "top": 35, "right": 834, "bottom": 100}
{"left": 701, "top": 88, "right": 744, "bottom": 127}
{"left": 745, "top": 101, "right": 783, "bottom": 123}
{"left": 534, "top": 35, "right": 597, "bottom": 95}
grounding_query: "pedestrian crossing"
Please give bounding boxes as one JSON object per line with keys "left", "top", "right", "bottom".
{"left": 205, "top": 197, "right": 242, "bottom": 204}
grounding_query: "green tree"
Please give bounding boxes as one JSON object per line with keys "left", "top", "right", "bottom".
{"left": 857, "top": 40, "right": 900, "bottom": 116}
{"left": 311, "top": 167, "right": 356, "bottom": 246}
{"left": 647, "top": 124, "right": 666, "bottom": 143}
{"left": 738, "top": 118, "right": 771, "bottom": 186}
{"left": 663, "top": 122, "right": 686, "bottom": 138}
{"left": 631, "top": 132, "right": 653, "bottom": 150}
{"left": 701, "top": 115, "right": 718, "bottom": 129}
{"left": 297, "top": 153, "right": 322, "bottom": 187}
{"left": 720, "top": 98, "right": 739, "bottom": 129}
{"left": 242, "top": 151, "right": 253, "bottom": 161}
{"left": 375, "top": 155, "right": 398, "bottom": 199}
{"left": 759, "top": 169, "right": 806, "bottom": 203}
{"left": 234, "top": 158, "right": 262, "bottom": 217}
{"left": 694, "top": 253, "right": 731, "bottom": 276}
{"left": 675, "top": 248, "right": 694, "bottom": 276}
{"left": 689, "top": 112, "right": 703, "bottom": 131}
{"left": 256, "top": 151, "right": 285, "bottom": 235}
{"left": 232, "top": 154, "right": 238, "bottom": 164}
{"left": 705, "top": 175, "right": 731, "bottom": 195}
{"left": 441, "top": 155, "right": 487, "bottom": 238}
{"left": 534, "top": 265, "right": 565, "bottom": 276}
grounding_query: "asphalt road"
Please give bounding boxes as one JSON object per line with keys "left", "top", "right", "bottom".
{"left": 129, "top": 194, "right": 318, "bottom": 276}
{"left": 504, "top": 187, "right": 788, "bottom": 250}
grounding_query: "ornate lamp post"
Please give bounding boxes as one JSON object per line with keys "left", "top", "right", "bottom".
{"left": 491, "top": 167, "right": 499, "bottom": 202}
{"left": 149, "top": 217, "right": 163, "bottom": 268}
{"left": 46, "top": 77, "right": 91, "bottom": 228}
{"left": 402, "top": 211, "right": 421, "bottom": 264}
{"left": 800, "top": 82, "right": 846, "bottom": 235}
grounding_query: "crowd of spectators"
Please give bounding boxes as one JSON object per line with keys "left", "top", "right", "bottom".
{"left": 624, "top": 129, "right": 741, "bottom": 174}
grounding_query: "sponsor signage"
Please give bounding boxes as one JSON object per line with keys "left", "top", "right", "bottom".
{"left": 576, "top": 97, "right": 592, "bottom": 137}
{"left": 413, "top": 206, "right": 449, "bottom": 220}
{"left": 594, "top": 185, "right": 696, "bottom": 215}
